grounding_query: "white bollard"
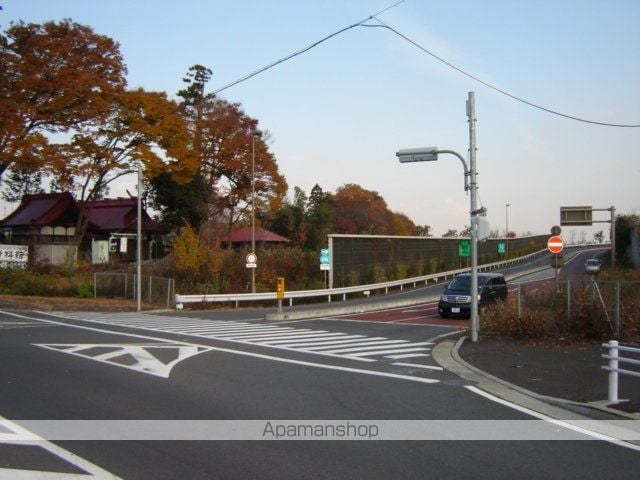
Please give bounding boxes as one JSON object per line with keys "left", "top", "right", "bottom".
{"left": 608, "top": 340, "right": 619, "bottom": 403}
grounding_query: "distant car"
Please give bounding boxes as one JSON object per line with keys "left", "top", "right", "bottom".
{"left": 585, "top": 259, "right": 601, "bottom": 275}
{"left": 438, "top": 273, "right": 508, "bottom": 318}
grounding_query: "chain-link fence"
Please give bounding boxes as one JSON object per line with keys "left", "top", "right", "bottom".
{"left": 94, "top": 272, "right": 175, "bottom": 309}
{"left": 482, "top": 279, "right": 640, "bottom": 342}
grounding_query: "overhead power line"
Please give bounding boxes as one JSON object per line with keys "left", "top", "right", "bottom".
{"left": 370, "top": 17, "right": 640, "bottom": 128}
{"left": 213, "top": 2, "right": 639, "bottom": 128}
{"left": 213, "top": 1, "right": 407, "bottom": 95}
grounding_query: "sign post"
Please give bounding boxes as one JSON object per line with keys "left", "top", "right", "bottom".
{"left": 560, "top": 205, "right": 616, "bottom": 267}
{"left": 320, "top": 248, "right": 330, "bottom": 289}
{"left": 547, "top": 234, "right": 564, "bottom": 293}
{"left": 246, "top": 253, "right": 257, "bottom": 269}
{"left": 276, "top": 277, "right": 285, "bottom": 313}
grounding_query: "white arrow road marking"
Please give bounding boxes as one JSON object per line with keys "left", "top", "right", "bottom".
{"left": 34, "top": 343, "right": 211, "bottom": 378}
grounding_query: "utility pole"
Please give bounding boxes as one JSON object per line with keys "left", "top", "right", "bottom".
{"left": 136, "top": 165, "right": 142, "bottom": 312}
{"left": 467, "top": 92, "right": 479, "bottom": 343}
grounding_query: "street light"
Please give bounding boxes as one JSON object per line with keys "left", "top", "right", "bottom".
{"left": 250, "top": 128, "right": 262, "bottom": 294}
{"left": 396, "top": 92, "right": 481, "bottom": 342}
{"left": 506, "top": 203, "right": 511, "bottom": 258}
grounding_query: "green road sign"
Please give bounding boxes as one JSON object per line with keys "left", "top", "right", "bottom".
{"left": 458, "top": 240, "right": 470, "bottom": 257}
{"left": 497, "top": 242, "right": 506, "bottom": 254}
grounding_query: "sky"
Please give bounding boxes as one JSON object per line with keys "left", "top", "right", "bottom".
{"left": 2, "top": 0, "right": 639, "bottom": 239}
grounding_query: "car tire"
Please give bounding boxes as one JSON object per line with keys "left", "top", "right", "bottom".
{"left": 439, "top": 311, "right": 449, "bottom": 319}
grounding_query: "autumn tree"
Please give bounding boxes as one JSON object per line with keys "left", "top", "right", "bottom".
{"left": 171, "top": 222, "right": 221, "bottom": 288}
{"left": 0, "top": 19, "right": 127, "bottom": 179}
{"left": 333, "top": 184, "right": 415, "bottom": 235}
{"left": 416, "top": 225, "right": 432, "bottom": 237}
{"left": 50, "top": 88, "right": 194, "bottom": 241}
{"left": 151, "top": 65, "right": 287, "bottom": 235}
{"left": 268, "top": 186, "right": 308, "bottom": 246}
{"left": 1, "top": 165, "right": 44, "bottom": 202}
{"left": 305, "top": 184, "right": 336, "bottom": 251}
{"left": 201, "top": 99, "right": 287, "bottom": 237}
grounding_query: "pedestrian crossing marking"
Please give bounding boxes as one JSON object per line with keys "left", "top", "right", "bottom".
{"left": 46, "top": 312, "right": 440, "bottom": 369}
{"left": 34, "top": 343, "right": 211, "bottom": 378}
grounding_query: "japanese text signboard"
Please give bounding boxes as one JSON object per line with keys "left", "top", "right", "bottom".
{"left": 0, "top": 245, "right": 28, "bottom": 268}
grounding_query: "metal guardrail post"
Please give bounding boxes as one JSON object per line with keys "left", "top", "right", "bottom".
{"left": 606, "top": 340, "right": 619, "bottom": 403}
{"left": 567, "top": 280, "right": 571, "bottom": 326}
{"left": 615, "top": 281, "right": 620, "bottom": 340}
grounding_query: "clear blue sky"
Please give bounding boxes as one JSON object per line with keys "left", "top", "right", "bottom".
{"left": 2, "top": 0, "right": 639, "bottom": 239}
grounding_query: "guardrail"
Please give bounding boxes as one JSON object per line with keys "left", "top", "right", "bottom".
{"left": 176, "top": 245, "right": 596, "bottom": 308}
{"left": 602, "top": 340, "right": 640, "bottom": 403}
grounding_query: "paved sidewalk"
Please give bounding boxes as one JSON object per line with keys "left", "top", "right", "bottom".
{"left": 457, "top": 336, "right": 640, "bottom": 415}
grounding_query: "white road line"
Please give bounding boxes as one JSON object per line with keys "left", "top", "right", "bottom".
{"left": 180, "top": 326, "right": 293, "bottom": 334}
{"left": 1, "top": 311, "right": 439, "bottom": 385}
{"left": 385, "top": 353, "right": 431, "bottom": 359}
{"left": 214, "top": 331, "right": 328, "bottom": 340}
{"left": 30, "top": 311, "right": 447, "bottom": 368}
{"left": 466, "top": 386, "right": 640, "bottom": 452}
{"left": 267, "top": 335, "right": 368, "bottom": 347}
{"left": 302, "top": 340, "right": 408, "bottom": 352}
{"left": 0, "top": 415, "right": 122, "bottom": 479}
{"left": 391, "top": 362, "right": 442, "bottom": 371}
{"left": 349, "top": 347, "right": 431, "bottom": 357}
{"left": 321, "top": 341, "right": 431, "bottom": 355}
{"left": 389, "top": 315, "right": 439, "bottom": 323}
{"left": 258, "top": 334, "right": 351, "bottom": 345}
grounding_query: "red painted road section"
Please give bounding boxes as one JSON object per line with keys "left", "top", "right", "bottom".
{"left": 333, "top": 302, "right": 468, "bottom": 328}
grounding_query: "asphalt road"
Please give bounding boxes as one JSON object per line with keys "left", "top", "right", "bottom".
{"left": 1, "top": 292, "right": 639, "bottom": 479}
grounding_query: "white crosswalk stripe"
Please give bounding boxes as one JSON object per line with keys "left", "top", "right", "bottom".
{"left": 51, "top": 312, "right": 437, "bottom": 365}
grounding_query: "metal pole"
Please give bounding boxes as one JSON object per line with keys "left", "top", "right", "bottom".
{"left": 251, "top": 134, "right": 256, "bottom": 294}
{"left": 328, "top": 236, "right": 334, "bottom": 290}
{"left": 505, "top": 203, "right": 510, "bottom": 259}
{"left": 250, "top": 129, "right": 261, "bottom": 294}
{"left": 517, "top": 283, "right": 522, "bottom": 320}
{"left": 467, "top": 91, "right": 479, "bottom": 342}
{"left": 610, "top": 206, "right": 616, "bottom": 268}
{"left": 615, "top": 281, "right": 620, "bottom": 339}
{"left": 608, "top": 340, "right": 619, "bottom": 403}
{"left": 567, "top": 280, "right": 571, "bottom": 326}
{"left": 136, "top": 165, "right": 142, "bottom": 312}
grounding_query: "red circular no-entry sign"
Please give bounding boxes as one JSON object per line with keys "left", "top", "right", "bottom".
{"left": 547, "top": 236, "right": 564, "bottom": 254}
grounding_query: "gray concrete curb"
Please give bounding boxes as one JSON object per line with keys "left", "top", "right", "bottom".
{"left": 432, "top": 335, "right": 639, "bottom": 421}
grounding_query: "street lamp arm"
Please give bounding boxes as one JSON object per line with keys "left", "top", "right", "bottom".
{"left": 435, "top": 149, "right": 470, "bottom": 191}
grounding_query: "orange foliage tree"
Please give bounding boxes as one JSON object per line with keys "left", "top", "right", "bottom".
{"left": 153, "top": 65, "right": 288, "bottom": 235}
{"left": 0, "top": 19, "right": 127, "bottom": 179}
{"left": 333, "top": 184, "right": 417, "bottom": 235}
{"left": 51, "top": 89, "right": 194, "bottom": 202}
{"left": 49, "top": 88, "right": 195, "bottom": 242}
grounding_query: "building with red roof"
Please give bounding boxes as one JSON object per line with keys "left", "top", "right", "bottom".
{"left": 0, "top": 193, "right": 167, "bottom": 265}
{"left": 221, "top": 226, "right": 290, "bottom": 247}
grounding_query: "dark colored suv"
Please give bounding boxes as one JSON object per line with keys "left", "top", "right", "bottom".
{"left": 438, "top": 272, "right": 508, "bottom": 318}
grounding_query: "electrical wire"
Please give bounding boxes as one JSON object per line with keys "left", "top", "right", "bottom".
{"left": 370, "top": 17, "right": 640, "bottom": 128}
{"left": 213, "top": 1, "right": 406, "bottom": 95}
{"left": 212, "top": 1, "right": 639, "bottom": 128}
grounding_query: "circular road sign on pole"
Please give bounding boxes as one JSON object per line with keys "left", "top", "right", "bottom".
{"left": 246, "top": 253, "right": 257, "bottom": 268}
{"left": 547, "top": 236, "right": 564, "bottom": 254}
